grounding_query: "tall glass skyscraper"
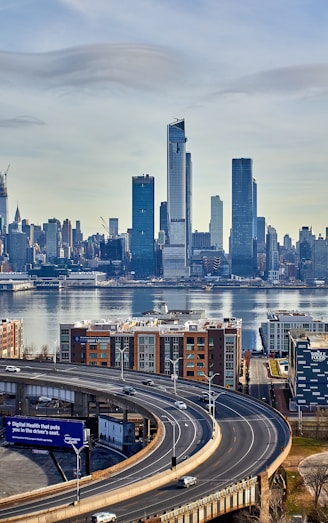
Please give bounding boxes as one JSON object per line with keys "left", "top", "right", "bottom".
{"left": 231, "top": 158, "right": 256, "bottom": 277}
{"left": 0, "top": 168, "right": 8, "bottom": 234}
{"left": 131, "top": 174, "right": 155, "bottom": 278}
{"left": 210, "top": 195, "right": 223, "bottom": 250}
{"left": 163, "top": 118, "right": 190, "bottom": 279}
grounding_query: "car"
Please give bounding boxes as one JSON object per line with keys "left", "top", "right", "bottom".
{"left": 90, "top": 512, "right": 117, "bottom": 523}
{"left": 122, "top": 386, "right": 136, "bottom": 395}
{"left": 142, "top": 378, "right": 154, "bottom": 386}
{"left": 5, "top": 365, "right": 21, "bottom": 372}
{"left": 177, "top": 475, "right": 197, "bottom": 488}
{"left": 199, "top": 391, "right": 216, "bottom": 402}
{"left": 174, "top": 400, "right": 187, "bottom": 410}
{"left": 38, "top": 396, "right": 52, "bottom": 403}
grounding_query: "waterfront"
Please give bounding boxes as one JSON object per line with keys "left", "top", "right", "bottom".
{"left": 1, "top": 287, "right": 328, "bottom": 354}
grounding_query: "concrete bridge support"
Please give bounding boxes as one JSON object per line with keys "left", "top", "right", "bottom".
{"left": 72, "top": 391, "right": 90, "bottom": 417}
{"left": 259, "top": 471, "right": 270, "bottom": 523}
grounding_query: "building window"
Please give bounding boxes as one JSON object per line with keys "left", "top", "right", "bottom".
{"left": 197, "top": 337, "right": 205, "bottom": 350}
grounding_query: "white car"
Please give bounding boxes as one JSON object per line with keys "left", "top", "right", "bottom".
{"left": 174, "top": 400, "right": 187, "bottom": 410}
{"left": 38, "top": 396, "right": 52, "bottom": 403}
{"left": 5, "top": 365, "right": 21, "bottom": 372}
{"left": 142, "top": 378, "right": 154, "bottom": 386}
{"left": 90, "top": 512, "right": 117, "bottom": 523}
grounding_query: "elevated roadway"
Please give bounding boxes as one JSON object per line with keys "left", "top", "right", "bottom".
{"left": 0, "top": 361, "right": 291, "bottom": 522}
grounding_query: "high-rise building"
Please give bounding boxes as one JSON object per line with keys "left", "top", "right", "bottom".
{"left": 131, "top": 174, "right": 155, "bottom": 278}
{"left": 8, "top": 230, "right": 27, "bottom": 271}
{"left": 298, "top": 226, "right": 315, "bottom": 281}
{"left": 46, "top": 218, "right": 61, "bottom": 262}
{"left": 62, "top": 219, "right": 72, "bottom": 248}
{"left": 231, "top": 158, "right": 256, "bottom": 277}
{"left": 210, "top": 195, "right": 223, "bottom": 250}
{"left": 185, "top": 151, "right": 192, "bottom": 264}
{"left": 0, "top": 167, "right": 9, "bottom": 234}
{"left": 73, "top": 220, "right": 83, "bottom": 246}
{"left": 159, "top": 201, "right": 168, "bottom": 244}
{"left": 109, "top": 218, "right": 119, "bottom": 238}
{"left": 266, "top": 225, "right": 280, "bottom": 280}
{"left": 313, "top": 235, "right": 328, "bottom": 280}
{"left": 163, "top": 118, "right": 189, "bottom": 279}
{"left": 257, "top": 217, "right": 266, "bottom": 253}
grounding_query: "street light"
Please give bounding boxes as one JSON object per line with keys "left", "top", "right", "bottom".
{"left": 70, "top": 441, "right": 85, "bottom": 503}
{"left": 162, "top": 415, "right": 176, "bottom": 469}
{"left": 53, "top": 339, "right": 58, "bottom": 371}
{"left": 167, "top": 357, "right": 182, "bottom": 394}
{"left": 204, "top": 373, "right": 220, "bottom": 436}
{"left": 119, "top": 345, "right": 129, "bottom": 381}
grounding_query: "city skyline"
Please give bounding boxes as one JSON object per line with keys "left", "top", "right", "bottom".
{"left": 0, "top": 1, "right": 327, "bottom": 250}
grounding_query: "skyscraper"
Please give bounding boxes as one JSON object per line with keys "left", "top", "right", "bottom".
{"left": 231, "top": 158, "right": 256, "bottom": 277}
{"left": 109, "top": 218, "right": 119, "bottom": 238}
{"left": 0, "top": 167, "right": 9, "bottom": 234}
{"left": 131, "top": 174, "right": 155, "bottom": 278}
{"left": 266, "top": 225, "right": 280, "bottom": 279}
{"left": 210, "top": 195, "right": 223, "bottom": 250}
{"left": 159, "top": 201, "right": 168, "bottom": 244}
{"left": 163, "top": 118, "right": 190, "bottom": 279}
{"left": 46, "top": 218, "right": 61, "bottom": 262}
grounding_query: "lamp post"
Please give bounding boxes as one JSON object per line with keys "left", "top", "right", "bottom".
{"left": 53, "top": 339, "right": 58, "bottom": 371}
{"left": 119, "top": 345, "right": 129, "bottom": 381}
{"left": 167, "top": 357, "right": 182, "bottom": 394}
{"left": 162, "top": 415, "right": 176, "bottom": 469}
{"left": 70, "top": 441, "right": 85, "bottom": 503}
{"left": 204, "top": 373, "right": 220, "bottom": 436}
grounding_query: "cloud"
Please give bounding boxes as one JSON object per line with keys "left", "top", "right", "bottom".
{"left": 0, "top": 43, "right": 183, "bottom": 94}
{"left": 213, "top": 64, "right": 328, "bottom": 99}
{"left": 0, "top": 115, "right": 45, "bottom": 128}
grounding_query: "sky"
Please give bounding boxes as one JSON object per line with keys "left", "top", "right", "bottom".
{"left": 0, "top": 0, "right": 328, "bottom": 251}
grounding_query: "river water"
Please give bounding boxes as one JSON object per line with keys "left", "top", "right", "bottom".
{"left": 1, "top": 287, "right": 328, "bottom": 354}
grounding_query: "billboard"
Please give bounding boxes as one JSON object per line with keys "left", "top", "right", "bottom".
{"left": 6, "top": 417, "right": 84, "bottom": 449}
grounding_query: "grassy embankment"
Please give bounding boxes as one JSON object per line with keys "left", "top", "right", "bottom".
{"left": 284, "top": 436, "right": 328, "bottom": 515}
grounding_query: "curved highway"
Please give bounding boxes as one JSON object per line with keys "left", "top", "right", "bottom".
{"left": 0, "top": 362, "right": 291, "bottom": 522}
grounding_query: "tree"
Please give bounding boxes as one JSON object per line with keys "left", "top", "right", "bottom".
{"left": 303, "top": 463, "right": 328, "bottom": 508}
{"left": 40, "top": 344, "right": 49, "bottom": 360}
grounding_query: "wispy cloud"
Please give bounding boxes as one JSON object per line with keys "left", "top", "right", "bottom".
{"left": 0, "top": 115, "right": 45, "bottom": 128}
{"left": 0, "top": 43, "right": 183, "bottom": 93}
{"left": 210, "top": 64, "right": 328, "bottom": 100}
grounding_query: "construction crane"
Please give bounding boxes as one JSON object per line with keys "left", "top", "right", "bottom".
{"left": 100, "top": 216, "right": 110, "bottom": 238}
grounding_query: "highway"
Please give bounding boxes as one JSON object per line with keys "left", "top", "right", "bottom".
{"left": 0, "top": 362, "right": 291, "bottom": 522}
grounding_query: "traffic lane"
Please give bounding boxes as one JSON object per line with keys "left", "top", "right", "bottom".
{"left": 0, "top": 394, "right": 212, "bottom": 521}
{"left": 104, "top": 398, "right": 286, "bottom": 522}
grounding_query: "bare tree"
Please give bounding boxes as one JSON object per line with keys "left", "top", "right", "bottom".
{"left": 40, "top": 344, "right": 49, "bottom": 360}
{"left": 231, "top": 489, "right": 289, "bottom": 522}
{"left": 303, "top": 463, "right": 328, "bottom": 508}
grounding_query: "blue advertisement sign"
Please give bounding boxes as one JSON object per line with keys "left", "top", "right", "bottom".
{"left": 6, "top": 417, "right": 84, "bottom": 449}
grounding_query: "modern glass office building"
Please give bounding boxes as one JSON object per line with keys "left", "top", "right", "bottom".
{"left": 0, "top": 169, "right": 8, "bottom": 234}
{"left": 163, "top": 118, "right": 189, "bottom": 279}
{"left": 231, "top": 158, "right": 256, "bottom": 277}
{"left": 131, "top": 174, "right": 155, "bottom": 278}
{"left": 210, "top": 195, "right": 223, "bottom": 250}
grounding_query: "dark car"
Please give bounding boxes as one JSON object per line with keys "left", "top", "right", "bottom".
{"left": 122, "top": 386, "right": 136, "bottom": 395}
{"left": 142, "top": 378, "right": 154, "bottom": 386}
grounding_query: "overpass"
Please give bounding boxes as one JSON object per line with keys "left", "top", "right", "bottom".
{"left": 0, "top": 361, "right": 292, "bottom": 522}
